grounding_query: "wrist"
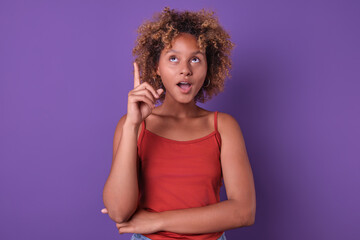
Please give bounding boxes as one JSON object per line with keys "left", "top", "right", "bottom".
{"left": 156, "top": 211, "right": 166, "bottom": 232}
{"left": 123, "top": 120, "right": 140, "bottom": 132}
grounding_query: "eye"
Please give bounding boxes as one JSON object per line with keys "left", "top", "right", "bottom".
{"left": 192, "top": 57, "right": 200, "bottom": 63}
{"left": 169, "top": 56, "right": 178, "bottom": 62}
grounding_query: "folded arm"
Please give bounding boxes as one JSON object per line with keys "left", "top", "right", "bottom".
{"left": 158, "top": 199, "right": 253, "bottom": 234}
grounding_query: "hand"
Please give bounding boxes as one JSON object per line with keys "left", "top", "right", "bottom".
{"left": 126, "top": 62, "right": 164, "bottom": 127}
{"left": 100, "top": 207, "right": 163, "bottom": 235}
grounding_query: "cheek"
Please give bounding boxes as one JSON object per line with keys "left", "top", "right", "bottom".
{"left": 159, "top": 68, "right": 178, "bottom": 84}
{"left": 197, "top": 65, "right": 207, "bottom": 79}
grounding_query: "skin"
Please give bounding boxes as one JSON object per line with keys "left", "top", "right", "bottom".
{"left": 102, "top": 32, "right": 256, "bottom": 235}
{"left": 155, "top": 32, "right": 208, "bottom": 117}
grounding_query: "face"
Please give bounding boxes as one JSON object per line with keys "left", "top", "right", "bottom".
{"left": 156, "top": 32, "right": 207, "bottom": 103}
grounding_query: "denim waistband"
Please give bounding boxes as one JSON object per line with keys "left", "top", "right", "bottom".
{"left": 130, "top": 232, "right": 227, "bottom": 240}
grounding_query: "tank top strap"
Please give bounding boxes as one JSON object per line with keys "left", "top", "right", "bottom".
{"left": 214, "top": 111, "right": 222, "bottom": 149}
{"left": 214, "top": 111, "right": 219, "bottom": 132}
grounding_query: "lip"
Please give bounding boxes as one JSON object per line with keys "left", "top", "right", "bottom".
{"left": 176, "top": 81, "right": 192, "bottom": 93}
{"left": 176, "top": 79, "right": 192, "bottom": 85}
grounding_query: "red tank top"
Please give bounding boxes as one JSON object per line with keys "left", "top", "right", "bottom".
{"left": 136, "top": 111, "right": 224, "bottom": 240}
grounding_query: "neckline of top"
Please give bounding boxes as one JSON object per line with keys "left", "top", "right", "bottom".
{"left": 144, "top": 128, "right": 218, "bottom": 144}
{"left": 141, "top": 111, "right": 219, "bottom": 144}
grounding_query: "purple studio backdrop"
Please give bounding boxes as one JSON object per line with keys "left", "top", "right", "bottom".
{"left": 0, "top": 0, "right": 359, "bottom": 239}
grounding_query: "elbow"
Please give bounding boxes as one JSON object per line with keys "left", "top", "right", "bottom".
{"left": 104, "top": 199, "right": 136, "bottom": 223}
{"left": 235, "top": 207, "right": 256, "bottom": 227}
{"left": 104, "top": 199, "right": 140, "bottom": 223}
{"left": 246, "top": 206, "right": 256, "bottom": 226}
{"left": 246, "top": 212, "right": 256, "bottom": 226}
{"left": 104, "top": 202, "right": 140, "bottom": 223}
{"left": 242, "top": 200, "right": 256, "bottom": 227}
{"left": 107, "top": 208, "right": 132, "bottom": 223}
{"left": 103, "top": 193, "right": 139, "bottom": 223}
{"left": 238, "top": 212, "right": 255, "bottom": 227}
{"left": 107, "top": 210, "right": 122, "bottom": 223}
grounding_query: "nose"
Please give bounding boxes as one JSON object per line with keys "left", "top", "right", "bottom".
{"left": 180, "top": 61, "right": 192, "bottom": 77}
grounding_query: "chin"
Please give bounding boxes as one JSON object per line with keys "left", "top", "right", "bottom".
{"left": 176, "top": 96, "right": 196, "bottom": 104}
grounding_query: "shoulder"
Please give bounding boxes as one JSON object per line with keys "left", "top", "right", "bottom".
{"left": 112, "top": 114, "right": 126, "bottom": 161}
{"left": 217, "top": 112, "right": 241, "bottom": 132}
{"left": 217, "top": 111, "right": 244, "bottom": 144}
{"left": 112, "top": 114, "right": 142, "bottom": 158}
{"left": 114, "top": 114, "right": 143, "bottom": 138}
{"left": 114, "top": 114, "right": 128, "bottom": 137}
{"left": 113, "top": 114, "right": 127, "bottom": 144}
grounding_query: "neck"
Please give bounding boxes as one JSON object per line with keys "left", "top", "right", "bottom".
{"left": 156, "top": 94, "right": 200, "bottom": 118}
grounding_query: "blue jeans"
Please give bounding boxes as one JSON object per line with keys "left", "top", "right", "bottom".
{"left": 130, "top": 232, "right": 227, "bottom": 240}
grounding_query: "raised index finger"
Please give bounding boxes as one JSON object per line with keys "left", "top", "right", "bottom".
{"left": 133, "top": 62, "right": 140, "bottom": 88}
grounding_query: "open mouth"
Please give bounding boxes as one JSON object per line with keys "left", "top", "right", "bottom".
{"left": 177, "top": 82, "right": 192, "bottom": 93}
{"left": 177, "top": 82, "right": 192, "bottom": 88}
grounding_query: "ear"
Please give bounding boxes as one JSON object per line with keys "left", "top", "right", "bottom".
{"left": 156, "top": 65, "right": 160, "bottom": 76}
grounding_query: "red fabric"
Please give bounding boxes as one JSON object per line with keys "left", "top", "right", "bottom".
{"left": 136, "top": 111, "right": 224, "bottom": 240}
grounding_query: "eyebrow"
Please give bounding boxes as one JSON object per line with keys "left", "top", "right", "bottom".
{"left": 165, "top": 49, "right": 205, "bottom": 56}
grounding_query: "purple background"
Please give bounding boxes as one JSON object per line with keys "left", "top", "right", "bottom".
{"left": 1, "top": 0, "right": 359, "bottom": 239}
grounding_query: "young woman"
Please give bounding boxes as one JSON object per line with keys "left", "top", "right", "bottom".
{"left": 102, "top": 7, "right": 256, "bottom": 240}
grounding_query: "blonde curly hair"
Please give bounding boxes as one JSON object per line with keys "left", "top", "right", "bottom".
{"left": 132, "top": 7, "right": 235, "bottom": 103}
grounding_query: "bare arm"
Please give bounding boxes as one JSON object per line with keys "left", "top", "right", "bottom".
{"left": 157, "top": 199, "right": 252, "bottom": 234}
{"left": 157, "top": 112, "right": 256, "bottom": 233}
{"left": 102, "top": 115, "right": 141, "bottom": 223}
{"left": 102, "top": 62, "right": 164, "bottom": 223}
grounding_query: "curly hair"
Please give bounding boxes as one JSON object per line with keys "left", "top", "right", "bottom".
{"left": 132, "top": 7, "right": 235, "bottom": 103}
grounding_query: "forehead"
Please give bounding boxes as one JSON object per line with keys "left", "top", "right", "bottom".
{"left": 163, "top": 33, "right": 205, "bottom": 54}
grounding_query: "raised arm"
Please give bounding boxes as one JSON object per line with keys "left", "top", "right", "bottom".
{"left": 102, "top": 62, "right": 163, "bottom": 223}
